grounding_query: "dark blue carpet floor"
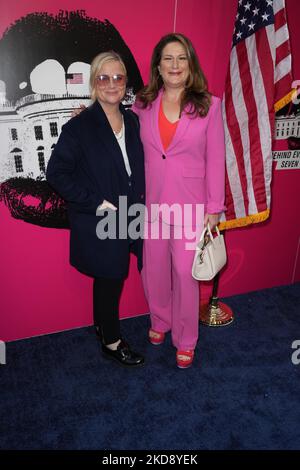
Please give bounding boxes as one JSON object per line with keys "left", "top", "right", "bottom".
{"left": 0, "top": 283, "right": 300, "bottom": 450}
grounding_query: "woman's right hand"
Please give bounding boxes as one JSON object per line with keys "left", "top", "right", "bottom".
{"left": 204, "top": 213, "right": 220, "bottom": 231}
{"left": 97, "top": 200, "right": 117, "bottom": 212}
{"left": 71, "top": 104, "right": 86, "bottom": 118}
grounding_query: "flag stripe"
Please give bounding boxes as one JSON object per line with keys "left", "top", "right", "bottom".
{"left": 275, "top": 24, "right": 289, "bottom": 48}
{"left": 231, "top": 43, "right": 258, "bottom": 216}
{"left": 224, "top": 162, "right": 238, "bottom": 221}
{"left": 274, "top": 71, "right": 293, "bottom": 104}
{"left": 276, "top": 39, "right": 291, "bottom": 66}
{"left": 257, "top": 26, "right": 275, "bottom": 114}
{"left": 274, "top": 9, "right": 286, "bottom": 31}
{"left": 223, "top": 108, "right": 247, "bottom": 219}
{"left": 275, "top": 54, "right": 291, "bottom": 82}
{"left": 225, "top": 50, "right": 249, "bottom": 217}
{"left": 236, "top": 40, "right": 267, "bottom": 213}
{"left": 249, "top": 32, "right": 273, "bottom": 208}
{"left": 273, "top": 0, "right": 285, "bottom": 16}
{"left": 256, "top": 26, "right": 276, "bottom": 208}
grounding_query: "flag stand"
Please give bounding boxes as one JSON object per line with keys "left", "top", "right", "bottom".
{"left": 199, "top": 231, "right": 234, "bottom": 327}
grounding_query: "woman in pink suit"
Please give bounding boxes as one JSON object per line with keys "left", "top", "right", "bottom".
{"left": 132, "top": 33, "right": 226, "bottom": 368}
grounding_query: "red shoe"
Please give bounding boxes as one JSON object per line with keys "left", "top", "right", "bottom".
{"left": 176, "top": 350, "right": 194, "bottom": 369}
{"left": 149, "top": 328, "right": 165, "bottom": 345}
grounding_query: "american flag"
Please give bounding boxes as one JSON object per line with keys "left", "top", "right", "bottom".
{"left": 66, "top": 73, "right": 83, "bottom": 84}
{"left": 219, "top": 0, "right": 293, "bottom": 230}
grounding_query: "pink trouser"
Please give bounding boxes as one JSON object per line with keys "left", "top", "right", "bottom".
{"left": 142, "top": 219, "right": 201, "bottom": 350}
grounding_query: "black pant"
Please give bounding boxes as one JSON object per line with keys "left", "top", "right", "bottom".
{"left": 93, "top": 277, "right": 124, "bottom": 345}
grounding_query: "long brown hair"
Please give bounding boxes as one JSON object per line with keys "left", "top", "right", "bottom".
{"left": 136, "top": 33, "right": 211, "bottom": 117}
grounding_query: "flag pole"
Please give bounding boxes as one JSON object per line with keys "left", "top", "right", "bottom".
{"left": 199, "top": 230, "right": 234, "bottom": 327}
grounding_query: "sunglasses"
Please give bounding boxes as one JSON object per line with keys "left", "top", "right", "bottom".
{"left": 96, "top": 74, "right": 126, "bottom": 87}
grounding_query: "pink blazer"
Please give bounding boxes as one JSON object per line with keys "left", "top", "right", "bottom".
{"left": 132, "top": 90, "right": 226, "bottom": 224}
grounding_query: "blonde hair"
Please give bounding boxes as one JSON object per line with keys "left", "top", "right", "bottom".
{"left": 89, "top": 51, "right": 127, "bottom": 101}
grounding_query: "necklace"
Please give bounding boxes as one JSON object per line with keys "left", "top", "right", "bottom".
{"left": 113, "top": 117, "right": 124, "bottom": 140}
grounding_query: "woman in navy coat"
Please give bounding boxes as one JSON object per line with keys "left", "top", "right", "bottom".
{"left": 46, "top": 51, "right": 145, "bottom": 367}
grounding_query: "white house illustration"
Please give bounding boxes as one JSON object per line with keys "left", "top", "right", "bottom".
{"left": 0, "top": 59, "right": 134, "bottom": 182}
{"left": 275, "top": 112, "right": 300, "bottom": 140}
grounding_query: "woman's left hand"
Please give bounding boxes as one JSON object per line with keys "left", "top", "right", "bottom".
{"left": 204, "top": 213, "right": 220, "bottom": 231}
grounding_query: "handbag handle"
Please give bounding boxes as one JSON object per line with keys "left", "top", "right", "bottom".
{"left": 199, "top": 223, "right": 221, "bottom": 243}
{"left": 198, "top": 223, "right": 220, "bottom": 263}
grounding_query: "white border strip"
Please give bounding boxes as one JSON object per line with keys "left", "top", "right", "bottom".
{"left": 292, "top": 235, "right": 300, "bottom": 283}
{"left": 173, "top": 0, "right": 178, "bottom": 32}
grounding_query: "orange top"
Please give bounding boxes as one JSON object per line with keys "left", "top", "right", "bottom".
{"left": 159, "top": 100, "right": 179, "bottom": 151}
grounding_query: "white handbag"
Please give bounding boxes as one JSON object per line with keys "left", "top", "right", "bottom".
{"left": 192, "top": 224, "right": 227, "bottom": 281}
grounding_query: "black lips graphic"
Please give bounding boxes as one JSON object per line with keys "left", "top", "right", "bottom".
{"left": 0, "top": 10, "right": 143, "bottom": 228}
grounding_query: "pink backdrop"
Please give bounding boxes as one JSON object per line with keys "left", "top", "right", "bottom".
{"left": 0, "top": 0, "right": 299, "bottom": 342}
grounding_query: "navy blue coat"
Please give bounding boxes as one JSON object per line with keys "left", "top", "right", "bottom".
{"left": 46, "top": 100, "right": 145, "bottom": 279}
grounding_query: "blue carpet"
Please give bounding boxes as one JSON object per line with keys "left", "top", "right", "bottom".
{"left": 0, "top": 283, "right": 300, "bottom": 450}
